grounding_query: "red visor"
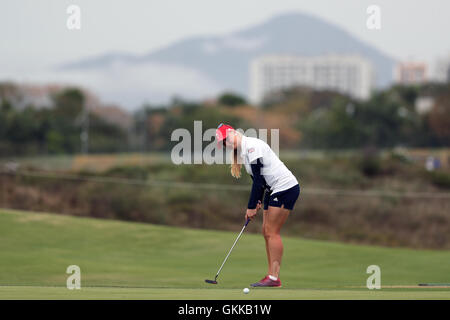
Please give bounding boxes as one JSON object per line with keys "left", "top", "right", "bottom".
{"left": 216, "top": 123, "right": 234, "bottom": 148}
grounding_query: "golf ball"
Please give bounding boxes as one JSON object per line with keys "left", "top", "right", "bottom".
{"left": 243, "top": 288, "right": 250, "bottom": 294}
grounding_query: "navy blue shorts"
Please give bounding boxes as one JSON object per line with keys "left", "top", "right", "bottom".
{"left": 263, "top": 184, "right": 300, "bottom": 211}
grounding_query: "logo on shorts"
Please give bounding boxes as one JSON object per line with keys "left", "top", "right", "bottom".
{"left": 248, "top": 148, "right": 255, "bottom": 153}
{"left": 273, "top": 197, "right": 278, "bottom": 201}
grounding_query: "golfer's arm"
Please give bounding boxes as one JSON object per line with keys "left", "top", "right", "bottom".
{"left": 248, "top": 158, "right": 265, "bottom": 209}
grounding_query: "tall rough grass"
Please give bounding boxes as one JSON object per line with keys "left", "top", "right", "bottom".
{"left": 1, "top": 155, "right": 449, "bottom": 249}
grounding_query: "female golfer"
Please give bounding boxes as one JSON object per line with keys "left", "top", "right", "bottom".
{"left": 216, "top": 123, "right": 300, "bottom": 287}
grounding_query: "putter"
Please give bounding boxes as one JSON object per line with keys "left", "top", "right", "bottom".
{"left": 205, "top": 218, "right": 251, "bottom": 284}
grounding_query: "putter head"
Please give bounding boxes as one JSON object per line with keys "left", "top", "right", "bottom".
{"left": 205, "top": 279, "right": 218, "bottom": 284}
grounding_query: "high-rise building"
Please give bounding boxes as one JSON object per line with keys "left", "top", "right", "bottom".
{"left": 249, "top": 54, "right": 374, "bottom": 104}
{"left": 393, "top": 62, "right": 427, "bottom": 85}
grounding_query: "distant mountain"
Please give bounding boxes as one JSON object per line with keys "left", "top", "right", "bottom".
{"left": 60, "top": 12, "right": 395, "bottom": 107}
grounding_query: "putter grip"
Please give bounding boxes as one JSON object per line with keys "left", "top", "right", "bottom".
{"left": 244, "top": 218, "right": 250, "bottom": 227}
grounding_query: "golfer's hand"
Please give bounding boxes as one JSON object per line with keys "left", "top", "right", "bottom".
{"left": 245, "top": 208, "right": 257, "bottom": 221}
{"left": 245, "top": 201, "right": 261, "bottom": 221}
{"left": 256, "top": 200, "right": 262, "bottom": 211}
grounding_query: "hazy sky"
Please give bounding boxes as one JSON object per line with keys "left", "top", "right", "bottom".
{"left": 1, "top": 0, "right": 449, "bottom": 71}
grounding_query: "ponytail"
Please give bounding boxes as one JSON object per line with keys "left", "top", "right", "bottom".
{"left": 230, "top": 148, "right": 242, "bottom": 178}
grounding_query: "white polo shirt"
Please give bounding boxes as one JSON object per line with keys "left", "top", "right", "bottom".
{"left": 240, "top": 135, "right": 298, "bottom": 195}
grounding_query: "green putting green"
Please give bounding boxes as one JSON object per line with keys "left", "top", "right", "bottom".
{"left": 0, "top": 208, "right": 449, "bottom": 299}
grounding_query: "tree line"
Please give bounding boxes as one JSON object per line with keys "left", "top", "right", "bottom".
{"left": 0, "top": 86, "right": 128, "bottom": 156}
{"left": 0, "top": 82, "right": 449, "bottom": 156}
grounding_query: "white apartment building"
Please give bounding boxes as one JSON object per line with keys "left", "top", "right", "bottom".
{"left": 249, "top": 54, "right": 375, "bottom": 104}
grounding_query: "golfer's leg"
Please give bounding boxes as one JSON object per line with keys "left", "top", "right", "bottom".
{"left": 264, "top": 206, "right": 290, "bottom": 278}
{"left": 262, "top": 210, "right": 271, "bottom": 275}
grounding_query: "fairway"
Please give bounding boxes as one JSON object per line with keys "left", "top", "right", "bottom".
{"left": 0, "top": 209, "right": 449, "bottom": 299}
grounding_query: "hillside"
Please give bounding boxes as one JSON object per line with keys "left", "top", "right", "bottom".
{"left": 60, "top": 12, "right": 394, "bottom": 105}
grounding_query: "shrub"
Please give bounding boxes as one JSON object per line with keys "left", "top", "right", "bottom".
{"left": 358, "top": 154, "right": 381, "bottom": 177}
{"left": 428, "top": 171, "right": 450, "bottom": 189}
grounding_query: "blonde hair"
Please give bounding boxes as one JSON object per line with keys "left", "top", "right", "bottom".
{"left": 230, "top": 148, "right": 242, "bottom": 179}
{"left": 230, "top": 131, "right": 242, "bottom": 179}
